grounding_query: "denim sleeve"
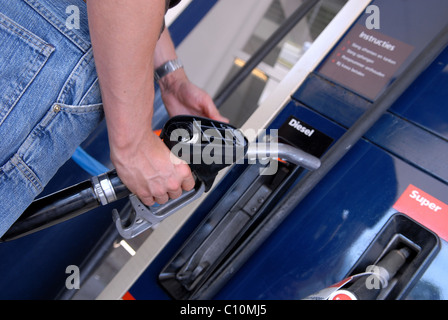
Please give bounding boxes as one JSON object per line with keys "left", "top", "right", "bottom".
{"left": 0, "top": 0, "right": 104, "bottom": 237}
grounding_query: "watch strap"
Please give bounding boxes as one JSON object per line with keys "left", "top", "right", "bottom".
{"left": 154, "top": 58, "right": 184, "bottom": 82}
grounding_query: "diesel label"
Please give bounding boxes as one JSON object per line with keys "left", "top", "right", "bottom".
{"left": 288, "top": 118, "right": 315, "bottom": 137}
{"left": 278, "top": 113, "right": 334, "bottom": 158}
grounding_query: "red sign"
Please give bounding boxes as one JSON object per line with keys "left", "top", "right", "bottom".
{"left": 329, "top": 290, "right": 357, "bottom": 300}
{"left": 393, "top": 184, "right": 448, "bottom": 241}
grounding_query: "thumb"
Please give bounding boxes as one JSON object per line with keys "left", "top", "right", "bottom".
{"left": 202, "top": 97, "right": 229, "bottom": 123}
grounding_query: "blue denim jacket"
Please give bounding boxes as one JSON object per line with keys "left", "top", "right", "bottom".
{"left": 0, "top": 0, "right": 104, "bottom": 236}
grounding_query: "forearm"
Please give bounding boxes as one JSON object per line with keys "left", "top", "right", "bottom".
{"left": 154, "top": 27, "right": 189, "bottom": 95}
{"left": 87, "top": 0, "right": 165, "bottom": 152}
{"left": 154, "top": 27, "right": 178, "bottom": 68}
{"left": 86, "top": 1, "right": 201, "bottom": 205}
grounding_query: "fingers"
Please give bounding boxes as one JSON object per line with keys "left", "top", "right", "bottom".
{"left": 208, "top": 108, "right": 229, "bottom": 123}
{"left": 138, "top": 186, "right": 183, "bottom": 207}
{"left": 167, "top": 188, "right": 183, "bottom": 201}
{"left": 200, "top": 94, "right": 229, "bottom": 123}
{"left": 162, "top": 80, "right": 229, "bottom": 123}
{"left": 179, "top": 166, "right": 195, "bottom": 191}
{"left": 137, "top": 163, "right": 194, "bottom": 207}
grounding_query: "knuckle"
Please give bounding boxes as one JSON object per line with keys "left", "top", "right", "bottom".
{"left": 177, "top": 162, "right": 192, "bottom": 176}
{"left": 151, "top": 187, "right": 165, "bottom": 199}
{"left": 135, "top": 187, "right": 152, "bottom": 200}
{"left": 166, "top": 178, "right": 181, "bottom": 192}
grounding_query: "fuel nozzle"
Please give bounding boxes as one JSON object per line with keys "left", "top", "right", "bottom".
{"left": 375, "top": 247, "right": 411, "bottom": 285}
{"left": 339, "top": 247, "right": 411, "bottom": 300}
{"left": 160, "top": 115, "right": 249, "bottom": 191}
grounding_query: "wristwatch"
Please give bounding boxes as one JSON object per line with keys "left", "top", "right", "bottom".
{"left": 154, "top": 58, "right": 184, "bottom": 82}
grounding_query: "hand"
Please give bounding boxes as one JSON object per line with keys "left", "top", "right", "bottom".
{"left": 159, "top": 70, "right": 229, "bottom": 123}
{"left": 111, "top": 131, "right": 195, "bottom": 206}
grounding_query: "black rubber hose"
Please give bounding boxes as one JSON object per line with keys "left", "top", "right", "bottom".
{"left": 0, "top": 170, "right": 130, "bottom": 242}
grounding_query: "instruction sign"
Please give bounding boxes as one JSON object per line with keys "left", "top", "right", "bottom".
{"left": 319, "top": 24, "right": 414, "bottom": 100}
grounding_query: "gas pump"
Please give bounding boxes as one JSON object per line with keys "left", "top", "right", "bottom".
{"left": 113, "top": 0, "right": 448, "bottom": 300}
